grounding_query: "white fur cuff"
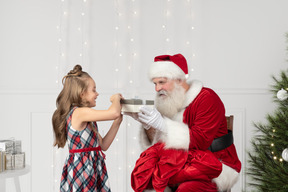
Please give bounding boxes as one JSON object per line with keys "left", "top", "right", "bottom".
{"left": 212, "top": 164, "right": 240, "bottom": 191}
{"left": 160, "top": 118, "right": 190, "bottom": 150}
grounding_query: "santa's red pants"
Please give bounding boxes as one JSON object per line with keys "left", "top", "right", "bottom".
{"left": 131, "top": 142, "right": 222, "bottom": 192}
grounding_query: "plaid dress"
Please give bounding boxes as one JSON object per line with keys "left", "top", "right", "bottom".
{"left": 60, "top": 107, "right": 111, "bottom": 192}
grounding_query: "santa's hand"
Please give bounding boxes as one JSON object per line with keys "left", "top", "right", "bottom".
{"left": 138, "top": 106, "right": 165, "bottom": 131}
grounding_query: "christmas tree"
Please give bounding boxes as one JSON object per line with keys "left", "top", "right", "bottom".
{"left": 247, "top": 33, "right": 288, "bottom": 192}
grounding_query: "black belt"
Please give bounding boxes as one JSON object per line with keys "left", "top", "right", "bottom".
{"left": 208, "top": 130, "right": 233, "bottom": 152}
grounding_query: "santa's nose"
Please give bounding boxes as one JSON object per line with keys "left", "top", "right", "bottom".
{"left": 155, "top": 84, "right": 162, "bottom": 92}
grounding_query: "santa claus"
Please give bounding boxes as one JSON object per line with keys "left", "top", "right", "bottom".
{"left": 128, "top": 54, "right": 241, "bottom": 192}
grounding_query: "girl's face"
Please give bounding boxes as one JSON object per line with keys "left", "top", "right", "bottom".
{"left": 82, "top": 78, "right": 99, "bottom": 107}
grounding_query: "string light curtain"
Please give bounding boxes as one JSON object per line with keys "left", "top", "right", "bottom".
{"left": 54, "top": 0, "right": 195, "bottom": 191}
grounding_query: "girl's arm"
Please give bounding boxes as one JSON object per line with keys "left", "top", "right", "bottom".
{"left": 98, "top": 114, "right": 123, "bottom": 151}
{"left": 75, "top": 93, "right": 122, "bottom": 121}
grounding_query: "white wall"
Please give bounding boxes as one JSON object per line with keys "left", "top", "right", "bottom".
{"left": 1, "top": 0, "right": 288, "bottom": 191}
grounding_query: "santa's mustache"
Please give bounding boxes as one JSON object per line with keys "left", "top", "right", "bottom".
{"left": 157, "top": 90, "right": 168, "bottom": 97}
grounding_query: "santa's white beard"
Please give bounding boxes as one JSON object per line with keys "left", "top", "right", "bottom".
{"left": 155, "top": 83, "right": 186, "bottom": 118}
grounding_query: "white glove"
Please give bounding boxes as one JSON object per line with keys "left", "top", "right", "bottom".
{"left": 138, "top": 106, "right": 165, "bottom": 131}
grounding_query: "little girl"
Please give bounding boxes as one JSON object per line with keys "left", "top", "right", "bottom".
{"left": 52, "top": 65, "right": 123, "bottom": 192}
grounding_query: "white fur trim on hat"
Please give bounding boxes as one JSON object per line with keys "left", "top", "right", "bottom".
{"left": 212, "top": 163, "right": 240, "bottom": 191}
{"left": 149, "top": 61, "right": 187, "bottom": 80}
{"left": 159, "top": 117, "right": 190, "bottom": 150}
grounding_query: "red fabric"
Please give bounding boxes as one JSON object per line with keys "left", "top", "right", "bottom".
{"left": 154, "top": 54, "right": 188, "bottom": 75}
{"left": 69, "top": 146, "right": 106, "bottom": 159}
{"left": 131, "top": 143, "right": 188, "bottom": 192}
{"left": 168, "top": 150, "right": 222, "bottom": 185}
{"left": 183, "top": 88, "right": 241, "bottom": 172}
{"left": 132, "top": 86, "right": 241, "bottom": 191}
{"left": 176, "top": 180, "right": 218, "bottom": 192}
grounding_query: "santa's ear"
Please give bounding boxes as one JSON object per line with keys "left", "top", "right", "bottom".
{"left": 175, "top": 78, "right": 185, "bottom": 84}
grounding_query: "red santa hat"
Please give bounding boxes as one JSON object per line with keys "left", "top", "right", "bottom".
{"left": 149, "top": 53, "right": 189, "bottom": 80}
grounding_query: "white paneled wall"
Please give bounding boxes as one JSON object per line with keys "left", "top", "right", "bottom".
{"left": 1, "top": 0, "right": 288, "bottom": 192}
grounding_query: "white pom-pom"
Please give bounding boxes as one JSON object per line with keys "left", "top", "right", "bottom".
{"left": 277, "top": 88, "right": 288, "bottom": 101}
{"left": 282, "top": 148, "right": 288, "bottom": 161}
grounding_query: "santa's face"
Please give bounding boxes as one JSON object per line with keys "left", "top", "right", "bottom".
{"left": 152, "top": 77, "right": 175, "bottom": 98}
{"left": 153, "top": 77, "right": 186, "bottom": 118}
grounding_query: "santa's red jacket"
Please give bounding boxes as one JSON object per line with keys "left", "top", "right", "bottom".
{"left": 133, "top": 80, "right": 241, "bottom": 191}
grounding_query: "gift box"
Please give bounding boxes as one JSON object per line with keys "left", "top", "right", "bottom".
{"left": 0, "top": 139, "right": 25, "bottom": 171}
{"left": 121, "top": 99, "right": 154, "bottom": 113}
{"left": 5, "top": 153, "right": 14, "bottom": 170}
{"left": 14, "top": 153, "right": 25, "bottom": 169}
{"left": 14, "top": 140, "right": 22, "bottom": 154}
{"left": 0, "top": 140, "right": 22, "bottom": 154}
{"left": 4, "top": 152, "right": 25, "bottom": 170}
{"left": 0, "top": 151, "right": 5, "bottom": 173}
{"left": 0, "top": 140, "right": 14, "bottom": 154}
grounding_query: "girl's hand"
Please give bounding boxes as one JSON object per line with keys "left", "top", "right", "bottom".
{"left": 110, "top": 93, "right": 123, "bottom": 102}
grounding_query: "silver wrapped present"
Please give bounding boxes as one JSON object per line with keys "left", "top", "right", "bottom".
{"left": 14, "top": 152, "right": 25, "bottom": 169}
{"left": 5, "top": 153, "right": 14, "bottom": 170}
{"left": 121, "top": 99, "right": 154, "bottom": 113}
{"left": 0, "top": 140, "right": 14, "bottom": 154}
{"left": 0, "top": 151, "right": 5, "bottom": 173}
{"left": 14, "top": 140, "right": 22, "bottom": 154}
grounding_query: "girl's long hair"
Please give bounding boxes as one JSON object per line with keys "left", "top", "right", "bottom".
{"left": 52, "top": 65, "right": 91, "bottom": 148}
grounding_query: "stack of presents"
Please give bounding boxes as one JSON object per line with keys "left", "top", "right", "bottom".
{"left": 0, "top": 139, "right": 25, "bottom": 173}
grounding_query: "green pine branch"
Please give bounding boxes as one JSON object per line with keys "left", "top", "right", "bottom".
{"left": 247, "top": 33, "right": 288, "bottom": 191}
